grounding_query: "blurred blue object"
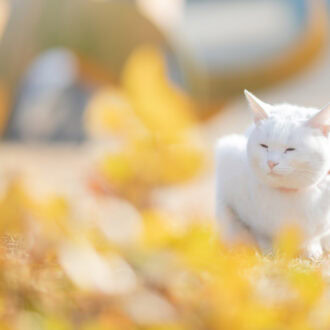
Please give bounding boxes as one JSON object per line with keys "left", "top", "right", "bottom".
{"left": 0, "top": 0, "right": 327, "bottom": 140}
{"left": 160, "top": 0, "right": 327, "bottom": 110}
{"left": 180, "top": 0, "right": 307, "bottom": 70}
{"left": 5, "top": 49, "right": 92, "bottom": 142}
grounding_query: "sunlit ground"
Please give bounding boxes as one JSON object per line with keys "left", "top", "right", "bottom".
{"left": 0, "top": 38, "right": 330, "bottom": 328}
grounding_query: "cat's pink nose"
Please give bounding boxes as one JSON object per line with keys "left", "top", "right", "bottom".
{"left": 268, "top": 160, "right": 279, "bottom": 170}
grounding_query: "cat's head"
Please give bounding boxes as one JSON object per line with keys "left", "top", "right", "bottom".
{"left": 245, "top": 90, "right": 330, "bottom": 190}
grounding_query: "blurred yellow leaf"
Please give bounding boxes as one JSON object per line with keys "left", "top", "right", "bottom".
{"left": 274, "top": 224, "right": 304, "bottom": 259}
{"left": 44, "top": 317, "right": 72, "bottom": 330}
{"left": 145, "top": 324, "right": 187, "bottom": 330}
{"left": 99, "top": 153, "right": 135, "bottom": 186}
{"left": 0, "top": 179, "right": 28, "bottom": 235}
{"left": 158, "top": 141, "right": 204, "bottom": 184}
{"left": 29, "top": 194, "right": 71, "bottom": 238}
{"left": 121, "top": 45, "right": 196, "bottom": 141}
{"left": 85, "top": 88, "right": 147, "bottom": 140}
{"left": 141, "top": 210, "right": 177, "bottom": 250}
{"left": 239, "top": 303, "right": 280, "bottom": 330}
{"left": 288, "top": 268, "right": 324, "bottom": 306}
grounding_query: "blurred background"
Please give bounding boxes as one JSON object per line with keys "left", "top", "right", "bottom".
{"left": 0, "top": 0, "right": 329, "bottom": 215}
{"left": 0, "top": 0, "right": 330, "bottom": 328}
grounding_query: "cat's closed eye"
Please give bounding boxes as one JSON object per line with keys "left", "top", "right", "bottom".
{"left": 285, "top": 148, "right": 296, "bottom": 153}
{"left": 260, "top": 144, "right": 268, "bottom": 149}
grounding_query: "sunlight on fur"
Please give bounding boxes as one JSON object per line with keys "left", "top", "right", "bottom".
{"left": 216, "top": 91, "right": 330, "bottom": 260}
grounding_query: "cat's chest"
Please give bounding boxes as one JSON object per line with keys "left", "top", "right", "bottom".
{"left": 237, "top": 180, "right": 330, "bottom": 238}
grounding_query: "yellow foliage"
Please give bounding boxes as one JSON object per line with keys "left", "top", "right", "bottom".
{"left": 99, "top": 153, "right": 135, "bottom": 186}
{"left": 85, "top": 88, "right": 147, "bottom": 140}
{"left": 141, "top": 210, "right": 179, "bottom": 250}
{"left": 0, "top": 45, "right": 329, "bottom": 330}
{"left": 288, "top": 268, "right": 324, "bottom": 306}
{"left": 121, "top": 45, "right": 196, "bottom": 140}
{"left": 274, "top": 224, "right": 304, "bottom": 259}
{"left": 29, "top": 195, "right": 71, "bottom": 238}
{"left": 85, "top": 45, "right": 205, "bottom": 196}
{"left": 0, "top": 179, "right": 328, "bottom": 329}
{"left": 0, "top": 179, "right": 28, "bottom": 235}
{"left": 43, "top": 317, "right": 72, "bottom": 330}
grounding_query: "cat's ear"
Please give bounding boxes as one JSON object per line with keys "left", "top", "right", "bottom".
{"left": 244, "top": 90, "right": 270, "bottom": 124}
{"left": 306, "top": 103, "right": 330, "bottom": 136}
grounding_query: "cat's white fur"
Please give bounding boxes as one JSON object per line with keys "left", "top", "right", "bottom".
{"left": 216, "top": 90, "right": 330, "bottom": 259}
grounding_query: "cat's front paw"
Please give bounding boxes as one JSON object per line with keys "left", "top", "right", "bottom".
{"left": 303, "top": 241, "right": 323, "bottom": 260}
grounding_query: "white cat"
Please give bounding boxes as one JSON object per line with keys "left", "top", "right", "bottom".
{"left": 216, "top": 90, "right": 330, "bottom": 259}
